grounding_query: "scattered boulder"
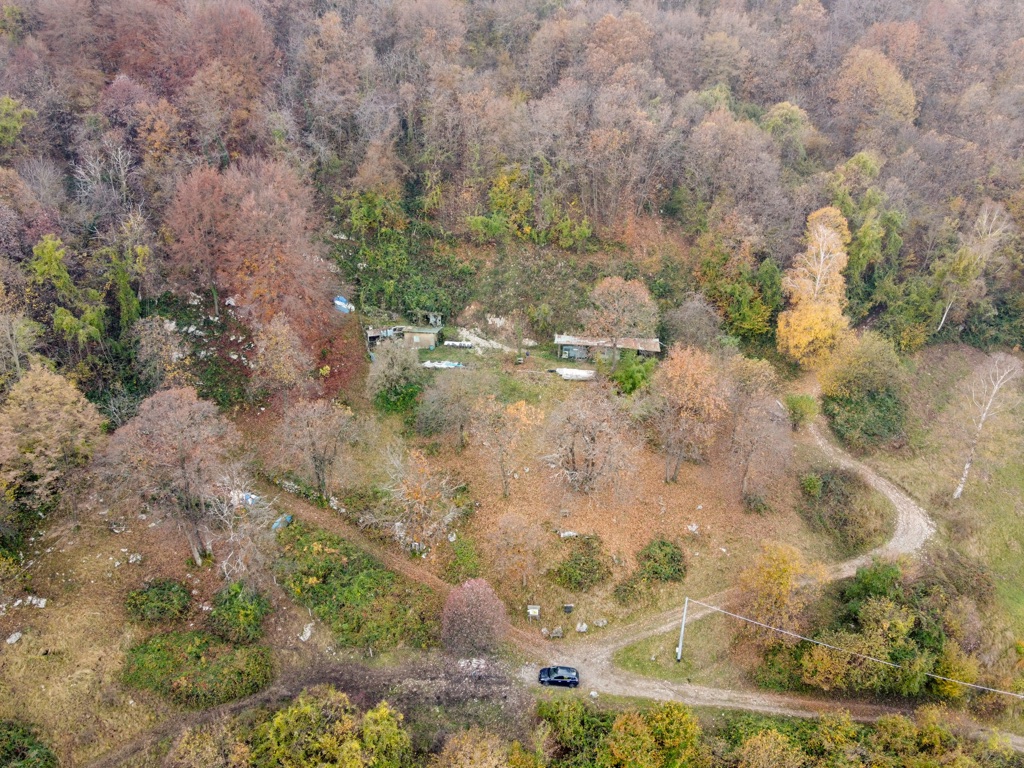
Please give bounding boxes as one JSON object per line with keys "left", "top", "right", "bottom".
{"left": 6, "top": 631, "right": 22, "bottom": 645}
{"left": 594, "top": 618, "right": 608, "bottom": 628}
{"left": 299, "top": 623, "right": 314, "bottom": 642}
{"left": 576, "top": 622, "right": 588, "bottom": 633}
{"left": 551, "top": 626, "right": 563, "bottom": 639}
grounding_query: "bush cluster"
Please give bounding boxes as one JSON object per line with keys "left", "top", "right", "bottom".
{"left": 822, "top": 389, "right": 907, "bottom": 451}
{"left": 553, "top": 536, "right": 611, "bottom": 593}
{"left": 122, "top": 631, "right": 273, "bottom": 709}
{"left": 124, "top": 579, "right": 192, "bottom": 624}
{"left": 760, "top": 559, "right": 995, "bottom": 702}
{"left": 0, "top": 721, "right": 58, "bottom": 768}
{"left": 208, "top": 582, "right": 271, "bottom": 644}
{"left": 614, "top": 539, "right": 686, "bottom": 604}
{"left": 784, "top": 393, "right": 818, "bottom": 430}
{"left": 820, "top": 332, "right": 908, "bottom": 451}
{"left": 539, "top": 699, "right": 1014, "bottom": 768}
{"left": 799, "top": 469, "right": 893, "bottom": 554}
{"left": 275, "top": 522, "right": 439, "bottom": 651}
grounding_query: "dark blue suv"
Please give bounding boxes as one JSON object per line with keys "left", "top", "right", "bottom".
{"left": 538, "top": 666, "right": 580, "bottom": 687}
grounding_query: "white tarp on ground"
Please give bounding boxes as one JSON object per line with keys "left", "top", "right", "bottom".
{"left": 422, "top": 360, "right": 465, "bottom": 368}
{"left": 555, "top": 368, "right": 596, "bottom": 381}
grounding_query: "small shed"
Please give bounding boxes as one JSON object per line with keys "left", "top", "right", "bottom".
{"left": 554, "top": 334, "right": 661, "bottom": 361}
{"left": 399, "top": 326, "right": 439, "bottom": 350}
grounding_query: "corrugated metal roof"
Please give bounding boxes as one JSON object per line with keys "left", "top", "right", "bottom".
{"left": 554, "top": 334, "right": 661, "bottom": 353}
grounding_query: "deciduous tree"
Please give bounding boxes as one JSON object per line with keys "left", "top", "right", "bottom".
{"left": 132, "top": 316, "right": 187, "bottom": 390}
{"left": 952, "top": 353, "right": 1022, "bottom": 500}
{"left": 652, "top": 345, "right": 729, "bottom": 482}
{"left": 833, "top": 47, "right": 917, "bottom": 149}
{"left": 251, "top": 315, "right": 314, "bottom": 399}
{"left": 368, "top": 345, "right": 425, "bottom": 412}
{"left": 441, "top": 578, "right": 508, "bottom": 655}
{"left": 415, "top": 372, "right": 483, "bottom": 450}
{"left": 0, "top": 366, "right": 102, "bottom": 508}
{"left": 102, "top": 387, "right": 241, "bottom": 566}
{"left": 581, "top": 277, "right": 658, "bottom": 361}
{"left": 598, "top": 712, "right": 660, "bottom": 768}
{"left": 0, "top": 284, "right": 37, "bottom": 393}
{"left": 471, "top": 397, "right": 542, "bottom": 497}
{"left": 368, "top": 448, "right": 464, "bottom": 550}
{"left": 777, "top": 208, "right": 853, "bottom": 367}
{"left": 166, "top": 160, "right": 331, "bottom": 347}
{"left": 738, "top": 542, "right": 822, "bottom": 644}
{"left": 934, "top": 201, "right": 1014, "bottom": 334}
{"left": 487, "top": 513, "right": 543, "bottom": 590}
{"left": 727, "top": 356, "right": 783, "bottom": 496}
{"left": 661, "top": 294, "right": 724, "bottom": 352}
{"left": 276, "top": 399, "right": 355, "bottom": 500}
{"left": 431, "top": 728, "right": 508, "bottom": 768}
{"left": 736, "top": 729, "right": 807, "bottom": 768}
{"left": 545, "top": 387, "right": 632, "bottom": 494}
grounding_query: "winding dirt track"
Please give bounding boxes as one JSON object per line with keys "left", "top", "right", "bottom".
{"left": 518, "top": 423, "right": 1024, "bottom": 751}
{"left": 84, "top": 424, "right": 1022, "bottom": 765}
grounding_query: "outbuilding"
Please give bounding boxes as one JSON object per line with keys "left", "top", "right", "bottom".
{"left": 554, "top": 334, "right": 661, "bottom": 362}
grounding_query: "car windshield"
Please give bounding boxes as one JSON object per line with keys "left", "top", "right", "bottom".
{"left": 557, "top": 668, "right": 574, "bottom": 676}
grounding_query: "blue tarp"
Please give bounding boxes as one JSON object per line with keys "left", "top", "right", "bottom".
{"left": 334, "top": 296, "right": 355, "bottom": 313}
{"left": 271, "top": 514, "right": 294, "bottom": 531}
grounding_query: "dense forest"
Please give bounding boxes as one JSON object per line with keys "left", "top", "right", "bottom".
{"left": 3, "top": 0, "right": 1024, "bottom": 765}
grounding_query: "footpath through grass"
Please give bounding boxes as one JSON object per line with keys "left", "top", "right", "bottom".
{"left": 275, "top": 521, "right": 441, "bottom": 652}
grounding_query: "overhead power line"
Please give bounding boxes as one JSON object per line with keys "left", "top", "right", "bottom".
{"left": 676, "top": 597, "right": 1024, "bottom": 701}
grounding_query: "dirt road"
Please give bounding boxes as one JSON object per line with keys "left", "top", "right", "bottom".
{"left": 87, "top": 425, "right": 1021, "bottom": 766}
{"left": 516, "top": 421, "right": 1023, "bottom": 751}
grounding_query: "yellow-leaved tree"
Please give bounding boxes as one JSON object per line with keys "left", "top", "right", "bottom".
{"left": 776, "top": 207, "right": 852, "bottom": 367}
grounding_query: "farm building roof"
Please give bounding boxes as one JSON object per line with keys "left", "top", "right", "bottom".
{"left": 553, "top": 334, "right": 661, "bottom": 353}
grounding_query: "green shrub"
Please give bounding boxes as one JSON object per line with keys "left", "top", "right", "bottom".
{"left": 275, "top": 522, "right": 439, "bottom": 651}
{"left": 124, "top": 579, "right": 191, "bottom": 624}
{"left": 553, "top": 536, "right": 611, "bottom": 592}
{"left": 442, "top": 536, "right": 481, "bottom": 584}
{"left": 122, "top": 631, "right": 273, "bottom": 708}
{"left": 819, "top": 332, "right": 907, "bottom": 451}
{"left": 374, "top": 381, "right": 422, "bottom": 414}
{"left": 743, "top": 493, "right": 774, "bottom": 515}
{"left": 784, "top": 394, "right": 818, "bottom": 430}
{"left": 800, "top": 472, "right": 823, "bottom": 499}
{"left": 822, "top": 389, "right": 907, "bottom": 452}
{"left": 605, "top": 350, "right": 656, "bottom": 395}
{"left": 843, "top": 560, "right": 903, "bottom": 616}
{"left": 637, "top": 539, "right": 686, "bottom": 582}
{"left": 799, "top": 469, "right": 893, "bottom": 554}
{"left": 536, "top": 699, "right": 614, "bottom": 758}
{"left": 0, "top": 721, "right": 58, "bottom": 768}
{"left": 250, "top": 685, "right": 413, "bottom": 767}
{"left": 208, "top": 582, "right": 271, "bottom": 644}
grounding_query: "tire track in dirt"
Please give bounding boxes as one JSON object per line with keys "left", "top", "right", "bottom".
{"left": 88, "top": 431, "right": 1022, "bottom": 764}
{"left": 514, "top": 421, "right": 1022, "bottom": 752}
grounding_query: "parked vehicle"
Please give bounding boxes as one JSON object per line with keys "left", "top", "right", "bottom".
{"left": 538, "top": 666, "right": 580, "bottom": 687}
